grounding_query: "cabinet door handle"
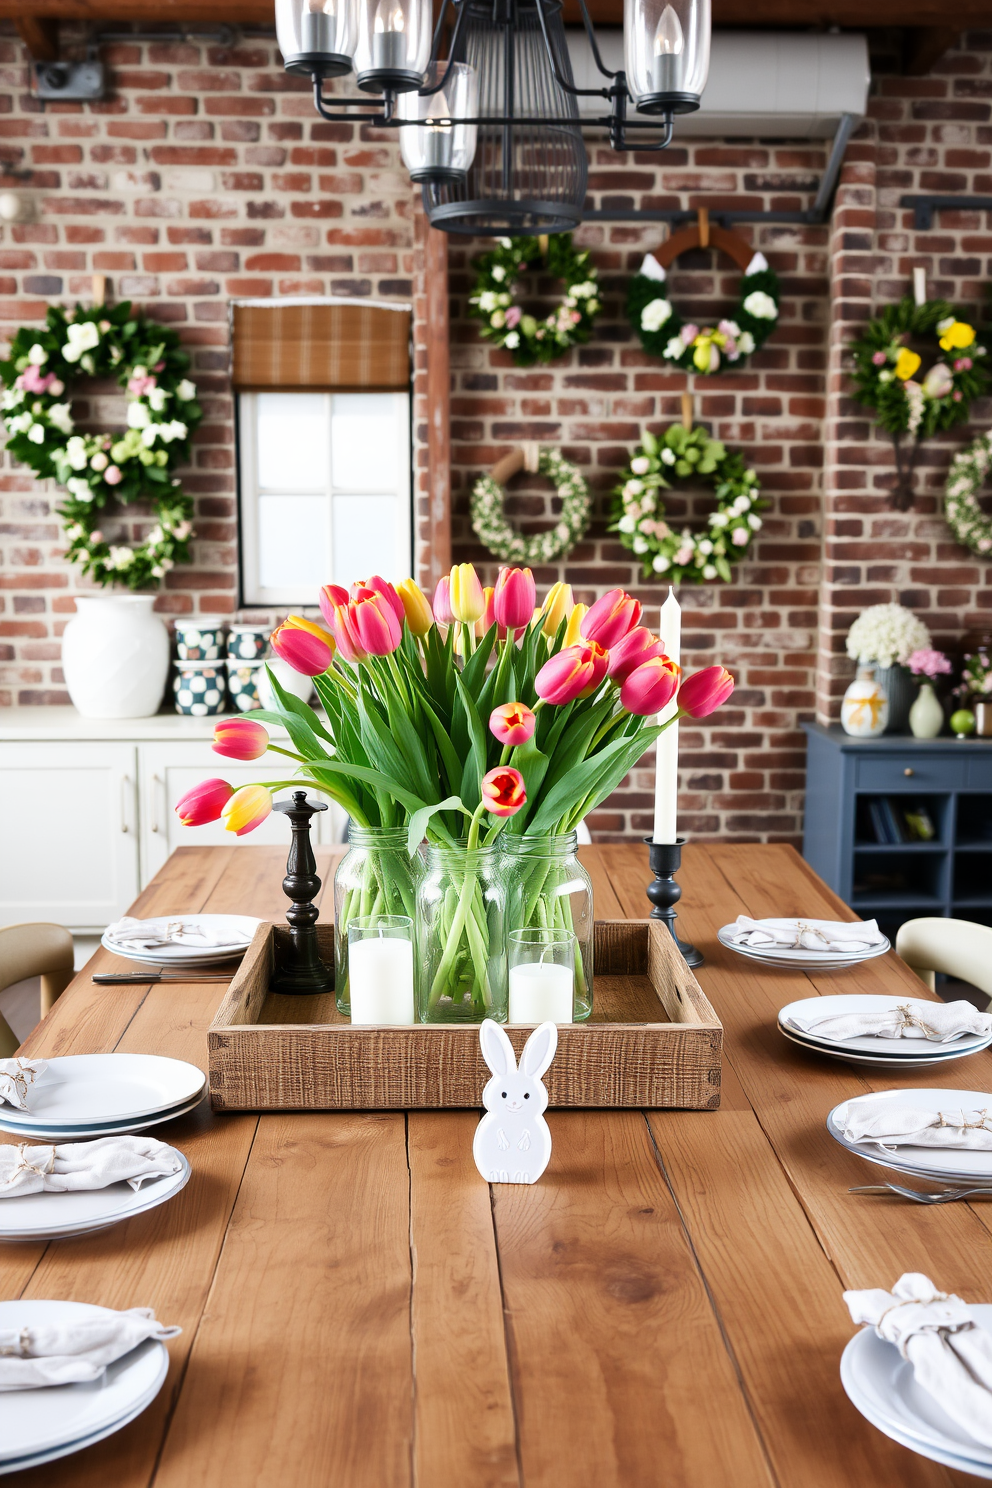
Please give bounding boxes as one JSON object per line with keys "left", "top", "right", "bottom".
{"left": 151, "top": 774, "right": 164, "bottom": 833}
{"left": 904, "top": 767, "right": 915, "bottom": 777}
{"left": 120, "top": 774, "right": 131, "bottom": 833}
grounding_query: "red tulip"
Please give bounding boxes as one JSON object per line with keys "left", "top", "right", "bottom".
{"left": 606, "top": 626, "right": 668, "bottom": 684}
{"left": 490, "top": 701, "right": 536, "bottom": 747}
{"left": 175, "top": 777, "right": 234, "bottom": 826}
{"left": 352, "top": 574, "right": 404, "bottom": 623}
{"left": 325, "top": 601, "right": 368, "bottom": 664}
{"left": 493, "top": 566, "right": 536, "bottom": 631}
{"left": 271, "top": 617, "right": 335, "bottom": 677}
{"left": 433, "top": 575, "right": 455, "bottom": 626}
{"left": 535, "top": 641, "right": 609, "bottom": 706}
{"left": 318, "top": 583, "right": 349, "bottom": 628}
{"left": 212, "top": 717, "right": 268, "bottom": 761}
{"left": 349, "top": 592, "right": 402, "bottom": 655}
{"left": 580, "top": 587, "right": 642, "bottom": 649}
{"left": 678, "top": 666, "right": 735, "bottom": 718}
{"left": 481, "top": 765, "right": 527, "bottom": 818}
{"left": 620, "top": 655, "right": 681, "bottom": 716}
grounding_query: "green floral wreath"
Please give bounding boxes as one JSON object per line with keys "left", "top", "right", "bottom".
{"left": 849, "top": 296, "right": 989, "bottom": 440}
{"left": 471, "top": 447, "right": 590, "bottom": 564}
{"left": 945, "top": 430, "right": 992, "bottom": 558}
{"left": 468, "top": 234, "right": 602, "bottom": 368}
{"left": 627, "top": 250, "right": 780, "bottom": 374}
{"left": 610, "top": 423, "right": 763, "bottom": 583}
{"left": 0, "top": 300, "right": 203, "bottom": 590}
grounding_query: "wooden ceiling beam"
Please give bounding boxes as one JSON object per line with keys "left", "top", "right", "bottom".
{"left": 14, "top": 19, "right": 59, "bottom": 59}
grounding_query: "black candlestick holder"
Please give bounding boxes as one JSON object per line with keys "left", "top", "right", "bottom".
{"left": 644, "top": 837, "right": 704, "bottom": 968}
{"left": 269, "top": 790, "right": 334, "bottom": 995}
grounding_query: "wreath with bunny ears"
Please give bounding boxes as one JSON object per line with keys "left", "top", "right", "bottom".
{"left": 627, "top": 250, "right": 781, "bottom": 373}
{"left": 0, "top": 300, "right": 202, "bottom": 590}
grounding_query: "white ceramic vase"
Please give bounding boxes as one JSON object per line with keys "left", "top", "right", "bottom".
{"left": 909, "top": 682, "right": 944, "bottom": 740}
{"left": 256, "top": 657, "right": 314, "bottom": 710}
{"left": 840, "top": 666, "right": 889, "bottom": 738}
{"left": 62, "top": 595, "right": 170, "bottom": 719}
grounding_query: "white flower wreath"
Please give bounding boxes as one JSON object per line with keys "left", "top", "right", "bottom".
{"left": 468, "top": 235, "right": 602, "bottom": 368}
{"left": 945, "top": 431, "right": 992, "bottom": 557}
{"left": 470, "top": 447, "right": 590, "bottom": 564}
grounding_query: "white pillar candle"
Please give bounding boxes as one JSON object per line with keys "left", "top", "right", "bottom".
{"left": 653, "top": 586, "right": 681, "bottom": 844}
{"left": 348, "top": 936, "right": 415, "bottom": 1024}
{"left": 509, "top": 962, "right": 574, "bottom": 1024}
{"left": 913, "top": 266, "right": 927, "bottom": 306}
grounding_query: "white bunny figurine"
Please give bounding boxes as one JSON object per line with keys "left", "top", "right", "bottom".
{"left": 473, "top": 1019, "right": 558, "bottom": 1185}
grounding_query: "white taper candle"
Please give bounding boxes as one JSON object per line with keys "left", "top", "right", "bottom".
{"left": 913, "top": 267, "right": 927, "bottom": 307}
{"left": 653, "top": 586, "right": 681, "bottom": 844}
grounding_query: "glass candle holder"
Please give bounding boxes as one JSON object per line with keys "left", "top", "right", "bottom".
{"left": 398, "top": 62, "right": 478, "bottom": 184}
{"left": 353, "top": 0, "right": 431, "bottom": 93}
{"left": 623, "top": 0, "right": 711, "bottom": 114}
{"left": 508, "top": 928, "right": 576, "bottom": 1025}
{"left": 347, "top": 914, "right": 415, "bottom": 1025}
{"left": 276, "top": 0, "right": 357, "bottom": 78}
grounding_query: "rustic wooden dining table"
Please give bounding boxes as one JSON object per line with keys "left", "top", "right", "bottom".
{"left": 3, "top": 840, "right": 990, "bottom": 1487}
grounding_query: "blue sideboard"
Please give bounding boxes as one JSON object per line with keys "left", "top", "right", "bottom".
{"left": 802, "top": 723, "right": 992, "bottom": 937}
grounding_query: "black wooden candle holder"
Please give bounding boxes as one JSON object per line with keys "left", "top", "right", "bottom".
{"left": 270, "top": 790, "right": 334, "bottom": 995}
{"left": 644, "top": 837, "right": 704, "bottom": 968}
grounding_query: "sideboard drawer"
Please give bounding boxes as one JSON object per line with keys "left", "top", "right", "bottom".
{"left": 966, "top": 756, "right": 992, "bottom": 789}
{"left": 856, "top": 755, "right": 966, "bottom": 792}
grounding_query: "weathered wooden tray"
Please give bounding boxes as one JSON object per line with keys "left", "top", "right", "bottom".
{"left": 207, "top": 919, "right": 722, "bottom": 1111}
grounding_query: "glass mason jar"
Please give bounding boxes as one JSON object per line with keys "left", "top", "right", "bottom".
{"left": 416, "top": 844, "right": 507, "bottom": 1023}
{"left": 500, "top": 832, "right": 593, "bottom": 1021}
{"left": 334, "top": 825, "right": 423, "bottom": 1017}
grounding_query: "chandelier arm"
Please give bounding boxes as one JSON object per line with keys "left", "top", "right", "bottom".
{"left": 532, "top": 0, "right": 612, "bottom": 101}
{"left": 575, "top": 0, "right": 621, "bottom": 80}
{"left": 311, "top": 78, "right": 389, "bottom": 122}
{"left": 418, "top": 0, "right": 470, "bottom": 98}
{"left": 613, "top": 111, "right": 675, "bottom": 150}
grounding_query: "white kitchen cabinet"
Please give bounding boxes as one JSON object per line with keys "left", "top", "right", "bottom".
{"left": 0, "top": 709, "right": 345, "bottom": 932}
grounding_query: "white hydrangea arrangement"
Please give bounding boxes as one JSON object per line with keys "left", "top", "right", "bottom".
{"left": 846, "top": 604, "right": 932, "bottom": 669}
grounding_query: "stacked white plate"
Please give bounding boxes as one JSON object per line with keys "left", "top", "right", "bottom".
{"left": 0, "top": 1154, "right": 191, "bottom": 1244}
{"left": 101, "top": 915, "right": 260, "bottom": 970}
{"left": 0, "top": 1054, "right": 207, "bottom": 1142}
{"left": 718, "top": 921, "right": 890, "bottom": 971}
{"left": 780, "top": 995, "right": 992, "bottom": 1068}
{"left": 827, "top": 1087, "right": 992, "bottom": 1186}
{"left": 842, "top": 1301, "right": 992, "bottom": 1478}
{"left": 0, "top": 1300, "right": 170, "bottom": 1475}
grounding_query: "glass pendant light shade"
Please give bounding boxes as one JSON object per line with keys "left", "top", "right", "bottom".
{"left": 422, "top": 0, "right": 586, "bottom": 237}
{"left": 354, "top": 0, "right": 433, "bottom": 94}
{"left": 276, "top": 0, "right": 357, "bottom": 78}
{"left": 624, "top": 0, "right": 710, "bottom": 114}
{"left": 398, "top": 63, "right": 478, "bottom": 183}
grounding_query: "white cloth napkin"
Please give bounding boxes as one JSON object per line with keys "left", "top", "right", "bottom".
{"left": 791, "top": 999, "right": 992, "bottom": 1044}
{"left": 841, "top": 1095, "right": 992, "bottom": 1151}
{"left": 0, "top": 1307, "right": 181, "bottom": 1391}
{"left": 0, "top": 1060, "right": 47, "bottom": 1112}
{"left": 730, "top": 915, "right": 885, "bottom": 952}
{"left": 106, "top": 916, "right": 240, "bottom": 950}
{"left": 845, "top": 1272, "right": 992, "bottom": 1449}
{"left": 0, "top": 1136, "right": 183, "bottom": 1199}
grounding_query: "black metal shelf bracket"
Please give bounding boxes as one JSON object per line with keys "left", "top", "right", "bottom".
{"left": 900, "top": 195, "right": 992, "bottom": 230}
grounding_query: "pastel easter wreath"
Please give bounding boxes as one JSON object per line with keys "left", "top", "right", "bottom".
{"left": 627, "top": 250, "right": 780, "bottom": 373}
{"left": 467, "top": 234, "right": 602, "bottom": 368}
{"left": 0, "top": 300, "right": 202, "bottom": 589}
{"left": 471, "top": 446, "right": 590, "bottom": 564}
{"left": 944, "top": 430, "right": 992, "bottom": 558}
{"left": 610, "top": 423, "right": 763, "bottom": 583}
{"left": 849, "top": 295, "right": 989, "bottom": 509}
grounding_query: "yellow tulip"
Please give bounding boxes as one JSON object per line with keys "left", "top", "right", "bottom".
{"left": 448, "top": 563, "right": 485, "bottom": 623}
{"left": 396, "top": 578, "right": 434, "bottom": 636}
{"left": 894, "top": 348, "right": 922, "bottom": 381}
{"left": 939, "top": 320, "right": 975, "bottom": 353}
{"left": 563, "top": 603, "right": 588, "bottom": 648}
{"left": 541, "top": 580, "right": 574, "bottom": 636}
{"left": 221, "top": 784, "right": 273, "bottom": 837}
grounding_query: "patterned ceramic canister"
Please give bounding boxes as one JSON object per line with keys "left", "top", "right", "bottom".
{"left": 841, "top": 666, "right": 890, "bottom": 739}
{"left": 173, "top": 661, "right": 228, "bottom": 717}
{"left": 227, "top": 624, "right": 270, "bottom": 662}
{"left": 175, "top": 616, "right": 228, "bottom": 662}
{"left": 226, "top": 660, "right": 264, "bottom": 712}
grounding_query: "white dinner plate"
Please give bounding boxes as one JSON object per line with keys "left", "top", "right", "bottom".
{"left": 0, "top": 1089, "right": 207, "bottom": 1142}
{"left": 828, "top": 1088, "right": 992, "bottom": 1185}
{"left": 0, "top": 1054, "right": 205, "bottom": 1127}
{"left": 778, "top": 1025, "right": 986, "bottom": 1069}
{"left": 0, "top": 1300, "right": 170, "bottom": 1461}
{"left": 0, "top": 1151, "right": 191, "bottom": 1243}
{"left": 101, "top": 915, "right": 259, "bottom": 968}
{"left": 0, "top": 1380, "right": 167, "bottom": 1476}
{"left": 779, "top": 995, "right": 992, "bottom": 1058}
{"left": 717, "top": 924, "right": 890, "bottom": 963}
{"left": 841, "top": 1301, "right": 992, "bottom": 1473}
{"left": 842, "top": 1383, "right": 992, "bottom": 1479}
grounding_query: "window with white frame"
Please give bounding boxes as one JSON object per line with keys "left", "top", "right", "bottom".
{"left": 237, "top": 389, "right": 412, "bottom": 607}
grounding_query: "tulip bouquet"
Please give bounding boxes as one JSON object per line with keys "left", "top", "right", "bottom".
{"left": 177, "top": 564, "right": 734, "bottom": 1022}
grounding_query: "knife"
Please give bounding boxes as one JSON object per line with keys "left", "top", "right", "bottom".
{"left": 92, "top": 972, "right": 235, "bottom": 984}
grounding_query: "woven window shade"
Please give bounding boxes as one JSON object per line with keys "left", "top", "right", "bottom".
{"left": 232, "top": 300, "right": 411, "bottom": 391}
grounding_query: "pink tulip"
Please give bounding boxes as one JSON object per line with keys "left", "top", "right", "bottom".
{"left": 478, "top": 585, "right": 496, "bottom": 636}
{"left": 325, "top": 601, "right": 368, "bottom": 664}
{"left": 677, "top": 666, "right": 735, "bottom": 718}
{"left": 349, "top": 593, "right": 402, "bottom": 655}
{"left": 493, "top": 566, "right": 536, "bottom": 631}
{"left": 433, "top": 575, "right": 455, "bottom": 626}
{"left": 620, "top": 655, "right": 681, "bottom": 716}
{"left": 606, "top": 626, "right": 668, "bottom": 684}
{"left": 271, "top": 618, "right": 335, "bottom": 676}
{"left": 318, "top": 583, "right": 350, "bottom": 628}
{"left": 353, "top": 574, "right": 404, "bottom": 623}
{"left": 212, "top": 717, "right": 269, "bottom": 761}
{"left": 535, "top": 642, "right": 609, "bottom": 706}
{"left": 490, "top": 701, "right": 536, "bottom": 747}
{"left": 580, "top": 588, "right": 642, "bottom": 649}
{"left": 175, "top": 777, "right": 234, "bottom": 826}
{"left": 221, "top": 784, "right": 273, "bottom": 837}
{"left": 481, "top": 766, "right": 527, "bottom": 818}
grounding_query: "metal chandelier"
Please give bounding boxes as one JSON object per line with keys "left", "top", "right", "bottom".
{"left": 276, "top": 0, "right": 711, "bottom": 234}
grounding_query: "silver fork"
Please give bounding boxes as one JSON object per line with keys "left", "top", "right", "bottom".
{"left": 849, "top": 1183, "right": 992, "bottom": 1204}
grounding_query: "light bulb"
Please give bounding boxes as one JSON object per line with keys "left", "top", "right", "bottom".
{"left": 653, "top": 5, "right": 684, "bottom": 55}
{"left": 425, "top": 91, "right": 452, "bottom": 133}
{"left": 374, "top": 0, "right": 405, "bottom": 34}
